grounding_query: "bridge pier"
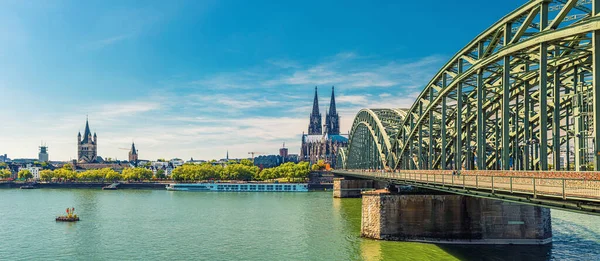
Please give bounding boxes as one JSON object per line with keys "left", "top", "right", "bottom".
{"left": 361, "top": 190, "right": 552, "bottom": 244}
{"left": 333, "top": 178, "right": 381, "bottom": 198}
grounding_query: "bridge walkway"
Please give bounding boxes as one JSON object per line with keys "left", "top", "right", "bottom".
{"left": 333, "top": 170, "right": 600, "bottom": 215}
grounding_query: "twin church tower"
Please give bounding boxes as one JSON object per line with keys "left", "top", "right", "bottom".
{"left": 308, "top": 86, "right": 340, "bottom": 136}
{"left": 301, "top": 86, "right": 347, "bottom": 168}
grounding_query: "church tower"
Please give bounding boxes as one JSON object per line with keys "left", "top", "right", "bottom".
{"left": 308, "top": 86, "right": 322, "bottom": 135}
{"left": 77, "top": 118, "right": 98, "bottom": 163}
{"left": 129, "top": 142, "right": 138, "bottom": 162}
{"left": 325, "top": 86, "right": 340, "bottom": 135}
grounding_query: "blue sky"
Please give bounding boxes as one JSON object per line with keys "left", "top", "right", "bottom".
{"left": 0, "top": 0, "right": 523, "bottom": 161}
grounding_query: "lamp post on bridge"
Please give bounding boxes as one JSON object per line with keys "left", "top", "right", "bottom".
{"left": 527, "top": 138, "right": 539, "bottom": 171}
{"left": 517, "top": 142, "right": 526, "bottom": 171}
{"left": 463, "top": 146, "right": 476, "bottom": 170}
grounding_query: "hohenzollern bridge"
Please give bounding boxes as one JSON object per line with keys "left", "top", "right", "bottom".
{"left": 333, "top": 0, "right": 600, "bottom": 244}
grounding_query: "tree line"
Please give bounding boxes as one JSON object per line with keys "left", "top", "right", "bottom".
{"left": 11, "top": 160, "right": 311, "bottom": 183}
{"left": 170, "top": 160, "right": 310, "bottom": 182}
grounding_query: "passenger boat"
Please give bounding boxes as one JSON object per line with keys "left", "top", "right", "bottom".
{"left": 165, "top": 183, "right": 309, "bottom": 192}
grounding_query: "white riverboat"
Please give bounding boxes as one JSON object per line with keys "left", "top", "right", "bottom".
{"left": 165, "top": 183, "right": 309, "bottom": 192}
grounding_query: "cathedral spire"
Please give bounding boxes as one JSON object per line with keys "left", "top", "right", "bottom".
{"left": 312, "top": 86, "right": 320, "bottom": 115}
{"left": 328, "top": 86, "right": 337, "bottom": 116}
{"left": 131, "top": 142, "right": 137, "bottom": 155}
{"left": 308, "top": 86, "right": 322, "bottom": 135}
{"left": 326, "top": 86, "right": 340, "bottom": 135}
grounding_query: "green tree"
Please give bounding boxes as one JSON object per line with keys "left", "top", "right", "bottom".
{"left": 122, "top": 167, "right": 153, "bottom": 181}
{"left": 40, "top": 170, "right": 54, "bottom": 181}
{"left": 138, "top": 168, "right": 153, "bottom": 181}
{"left": 122, "top": 168, "right": 138, "bottom": 181}
{"left": 155, "top": 169, "right": 166, "bottom": 179}
{"left": 0, "top": 169, "right": 11, "bottom": 179}
{"left": 18, "top": 169, "right": 33, "bottom": 180}
{"left": 227, "top": 160, "right": 238, "bottom": 165}
{"left": 104, "top": 169, "right": 121, "bottom": 181}
{"left": 62, "top": 164, "right": 74, "bottom": 171}
{"left": 294, "top": 162, "right": 310, "bottom": 182}
{"left": 311, "top": 160, "right": 326, "bottom": 171}
{"left": 171, "top": 167, "right": 183, "bottom": 181}
{"left": 77, "top": 170, "right": 91, "bottom": 181}
{"left": 255, "top": 162, "right": 310, "bottom": 183}
{"left": 261, "top": 167, "right": 272, "bottom": 181}
{"left": 240, "top": 159, "right": 254, "bottom": 167}
{"left": 53, "top": 168, "right": 76, "bottom": 181}
{"left": 66, "top": 170, "right": 77, "bottom": 180}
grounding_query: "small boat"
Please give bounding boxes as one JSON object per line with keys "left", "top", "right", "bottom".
{"left": 20, "top": 185, "right": 37, "bottom": 189}
{"left": 102, "top": 183, "right": 119, "bottom": 190}
{"left": 55, "top": 216, "right": 79, "bottom": 222}
{"left": 56, "top": 207, "right": 80, "bottom": 222}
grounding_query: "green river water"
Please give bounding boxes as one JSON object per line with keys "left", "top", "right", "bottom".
{"left": 0, "top": 189, "right": 599, "bottom": 260}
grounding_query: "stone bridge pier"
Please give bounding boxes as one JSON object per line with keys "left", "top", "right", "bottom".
{"left": 360, "top": 190, "right": 552, "bottom": 245}
{"left": 333, "top": 177, "right": 388, "bottom": 198}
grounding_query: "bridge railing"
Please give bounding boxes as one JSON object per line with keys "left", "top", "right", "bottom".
{"left": 341, "top": 170, "right": 600, "bottom": 201}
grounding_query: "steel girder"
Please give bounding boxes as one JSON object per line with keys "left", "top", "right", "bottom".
{"left": 342, "top": 0, "right": 600, "bottom": 172}
{"left": 344, "top": 109, "right": 407, "bottom": 170}
{"left": 336, "top": 147, "right": 347, "bottom": 169}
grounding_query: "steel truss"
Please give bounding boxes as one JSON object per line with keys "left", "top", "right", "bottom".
{"left": 341, "top": 0, "right": 600, "bottom": 172}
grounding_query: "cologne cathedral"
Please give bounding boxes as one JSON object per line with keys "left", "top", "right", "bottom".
{"left": 300, "top": 86, "right": 348, "bottom": 168}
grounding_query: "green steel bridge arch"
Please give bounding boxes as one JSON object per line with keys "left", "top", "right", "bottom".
{"left": 338, "top": 108, "right": 406, "bottom": 170}
{"left": 342, "top": 0, "right": 600, "bottom": 172}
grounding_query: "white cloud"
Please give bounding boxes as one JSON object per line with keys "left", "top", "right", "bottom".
{"left": 216, "top": 96, "right": 280, "bottom": 109}
{"left": 336, "top": 95, "right": 368, "bottom": 104}
{"left": 267, "top": 59, "right": 301, "bottom": 69}
{"left": 264, "top": 52, "right": 444, "bottom": 90}
{"left": 2, "top": 50, "right": 444, "bottom": 161}
{"left": 334, "top": 52, "right": 357, "bottom": 60}
{"left": 81, "top": 33, "right": 134, "bottom": 50}
{"left": 99, "top": 101, "right": 160, "bottom": 117}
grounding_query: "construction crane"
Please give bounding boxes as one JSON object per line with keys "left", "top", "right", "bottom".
{"left": 248, "top": 152, "right": 265, "bottom": 164}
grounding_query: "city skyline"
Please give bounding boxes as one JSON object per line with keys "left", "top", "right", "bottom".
{"left": 0, "top": 0, "right": 516, "bottom": 160}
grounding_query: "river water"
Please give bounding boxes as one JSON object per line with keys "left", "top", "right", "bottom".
{"left": 0, "top": 189, "right": 598, "bottom": 260}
